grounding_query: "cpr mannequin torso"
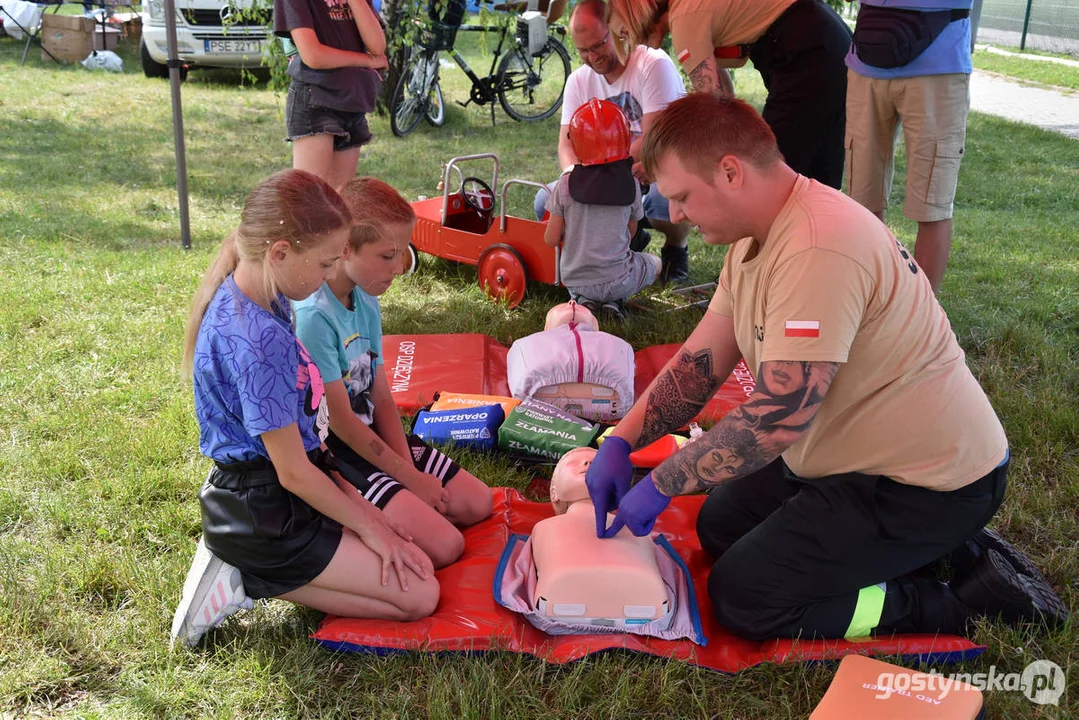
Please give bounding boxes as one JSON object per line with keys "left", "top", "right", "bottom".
{"left": 531, "top": 447, "right": 668, "bottom": 622}
{"left": 507, "top": 302, "right": 635, "bottom": 423}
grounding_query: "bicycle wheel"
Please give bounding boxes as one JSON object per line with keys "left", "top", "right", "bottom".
{"left": 424, "top": 79, "right": 445, "bottom": 127}
{"left": 391, "top": 50, "right": 437, "bottom": 137}
{"left": 496, "top": 37, "right": 570, "bottom": 122}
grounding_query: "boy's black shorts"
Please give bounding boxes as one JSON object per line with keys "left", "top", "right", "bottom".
{"left": 328, "top": 433, "right": 461, "bottom": 509}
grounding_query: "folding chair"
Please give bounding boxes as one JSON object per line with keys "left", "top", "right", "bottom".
{"left": 0, "top": 0, "right": 62, "bottom": 64}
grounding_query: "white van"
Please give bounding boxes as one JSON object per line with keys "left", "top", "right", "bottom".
{"left": 140, "top": 0, "right": 270, "bottom": 77}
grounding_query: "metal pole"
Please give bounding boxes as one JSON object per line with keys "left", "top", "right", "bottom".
{"left": 970, "top": 0, "right": 983, "bottom": 53}
{"left": 1020, "top": 0, "right": 1034, "bottom": 52}
{"left": 164, "top": 0, "right": 192, "bottom": 249}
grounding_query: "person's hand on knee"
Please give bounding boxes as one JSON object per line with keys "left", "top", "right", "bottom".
{"left": 406, "top": 469, "right": 450, "bottom": 515}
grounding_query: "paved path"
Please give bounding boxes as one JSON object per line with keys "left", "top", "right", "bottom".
{"left": 970, "top": 70, "right": 1079, "bottom": 139}
{"left": 975, "top": 27, "right": 1079, "bottom": 57}
{"left": 978, "top": 44, "right": 1079, "bottom": 68}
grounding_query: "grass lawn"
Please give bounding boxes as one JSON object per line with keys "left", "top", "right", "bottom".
{"left": 1, "top": 30, "right": 1076, "bottom": 720}
{"left": 973, "top": 48, "right": 1079, "bottom": 91}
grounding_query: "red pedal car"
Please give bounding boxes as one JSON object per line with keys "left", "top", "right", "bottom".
{"left": 405, "top": 153, "right": 561, "bottom": 309}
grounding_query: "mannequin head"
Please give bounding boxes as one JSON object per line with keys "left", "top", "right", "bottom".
{"left": 544, "top": 301, "right": 600, "bottom": 332}
{"left": 550, "top": 446, "right": 596, "bottom": 514}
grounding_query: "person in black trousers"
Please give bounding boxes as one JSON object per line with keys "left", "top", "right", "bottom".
{"left": 586, "top": 94, "right": 1068, "bottom": 641}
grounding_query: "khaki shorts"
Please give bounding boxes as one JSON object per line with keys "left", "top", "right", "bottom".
{"left": 845, "top": 71, "right": 970, "bottom": 223}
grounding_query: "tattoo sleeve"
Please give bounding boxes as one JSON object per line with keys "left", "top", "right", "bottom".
{"left": 687, "top": 58, "right": 731, "bottom": 98}
{"left": 652, "top": 360, "right": 840, "bottom": 496}
{"left": 638, "top": 349, "right": 722, "bottom": 447}
{"left": 688, "top": 59, "right": 719, "bottom": 95}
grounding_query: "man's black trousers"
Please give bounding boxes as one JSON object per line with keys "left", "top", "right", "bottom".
{"left": 696, "top": 456, "right": 1008, "bottom": 641}
{"left": 749, "top": 0, "right": 853, "bottom": 189}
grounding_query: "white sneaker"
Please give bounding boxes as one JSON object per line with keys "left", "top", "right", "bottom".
{"left": 170, "top": 537, "right": 254, "bottom": 647}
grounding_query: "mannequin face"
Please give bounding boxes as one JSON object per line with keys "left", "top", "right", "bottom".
{"left": 545, "top": 301, "right": 599, "bottom": 332}
{"left": 551, "top": 447, "right": 596, "bottom": 511}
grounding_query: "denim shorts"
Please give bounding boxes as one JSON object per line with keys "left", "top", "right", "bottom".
{"left": 285, "top": 82, "right": 373, "bottom": 151}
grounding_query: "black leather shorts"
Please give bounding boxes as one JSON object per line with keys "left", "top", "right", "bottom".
{"left": 199, "top": 449, "right": 342, "bottom": 599}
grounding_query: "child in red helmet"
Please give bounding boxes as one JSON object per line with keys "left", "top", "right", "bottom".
{"left": 542, "top": 99, "right": 663, "bottom": 321}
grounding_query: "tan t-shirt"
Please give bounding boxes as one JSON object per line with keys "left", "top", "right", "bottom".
{"left": 708, "top": 176, "right": 1007, "bottom": 490}
{"left": 669, "top": 0, "right": 794, "bottom": 72}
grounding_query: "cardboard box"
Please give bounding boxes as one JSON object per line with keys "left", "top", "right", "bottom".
{"left": 122, "top": 15, "right": 141, "bottom": 45}
{"left": 40, "top": 14, "right": 95, "bottom": 63}
{"left": 92, "top": 25, "right": 122, "bottom": 52}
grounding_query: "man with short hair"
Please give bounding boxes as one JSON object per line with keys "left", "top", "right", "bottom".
{"left": 534, "top": 0, "right": 691, "bottom": 283}
{"left": 584, "top": 93, "right": 1067, "bottom": 641}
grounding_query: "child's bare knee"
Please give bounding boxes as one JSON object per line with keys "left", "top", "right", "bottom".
{"left": 455, "top": 485, "right": 493, "bottom": 527}
{"left": 428, "top": 527, "right": 465, "bottom": 568}
{"left": 400, "top": 577, "right": 440, "bottom": 620}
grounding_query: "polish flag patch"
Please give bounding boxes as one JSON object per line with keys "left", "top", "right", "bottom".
{"left": 677, "top": 48, "right": 691, "bottom": 64}
{"left": 785, "top": 320, "right": 820, "bottom": 338}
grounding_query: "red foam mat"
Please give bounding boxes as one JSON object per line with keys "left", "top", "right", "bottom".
{"left": 383, "top": 334, "right": 755, "bottom": 420}
{"left": 312, "top": 488, "right": 984, "bottom": 672}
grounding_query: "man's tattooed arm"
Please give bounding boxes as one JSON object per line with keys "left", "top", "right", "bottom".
{"left": 652, "top": 360, "right": 840, "bottom": 496}
{"left": 638, "top": 348, "right": 723, "bottom": 447}
{"left": 687, "top": 57, "right": 734, "bottom": 97}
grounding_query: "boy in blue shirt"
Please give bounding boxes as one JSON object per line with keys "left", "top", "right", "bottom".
{"left": 294, "top": 177, "right": 493, "bottom": 569}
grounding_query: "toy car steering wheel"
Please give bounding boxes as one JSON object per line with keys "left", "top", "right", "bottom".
{"left": 460, "top": 176, "right": 495, "bottom": 218}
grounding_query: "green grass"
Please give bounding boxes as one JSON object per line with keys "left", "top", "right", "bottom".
{"left": 973, "top": 48, "right": 1079, "bottom": 91}
{"left": 1, "top": 32, "right": 1077, "bottom": 720}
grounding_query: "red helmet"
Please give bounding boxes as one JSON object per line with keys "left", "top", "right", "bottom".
{"left": 568, "top": 99, "right": 631, "bottom": 166}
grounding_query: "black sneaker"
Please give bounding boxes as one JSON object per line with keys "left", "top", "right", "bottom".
{"left": 952, "top": 548, "right": 1069, "bottom": 627}
{"left": 600, "top": 299, "right": 627, "bottom": 323}
{"left": 574, "top": 296, "right": 599, "bottom": 315}
{"left": 630, "top": 227, "right": 652, "bottom": 253}
{"left": 660, "top": 245, "right": 690, "bottom": 285}
{"left": 954, "top": 528, "right": 1047, "bottom": 582}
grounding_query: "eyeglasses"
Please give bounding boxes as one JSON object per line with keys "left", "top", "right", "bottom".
{"left": 575, "top": 30, "right": 610, "bottom": 58}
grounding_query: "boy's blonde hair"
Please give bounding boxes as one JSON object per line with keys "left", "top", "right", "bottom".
{"left": 181, "top": 169, "right": 351, "bottom": 375}
{"left": 338, "top": 177, "right": 416, "bottom": 251}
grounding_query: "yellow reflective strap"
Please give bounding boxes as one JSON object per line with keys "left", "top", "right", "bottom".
{"left": 844, "top": 583, "right": 886, "bottom": 639}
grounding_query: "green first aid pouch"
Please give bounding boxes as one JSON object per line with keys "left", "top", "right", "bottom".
{"left": 498, "top": 398, "right": 601, "bottom": 463}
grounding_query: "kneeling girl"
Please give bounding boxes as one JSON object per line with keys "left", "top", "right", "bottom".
{"left": 182, "top": 169, "right": 437, "bottom": 627}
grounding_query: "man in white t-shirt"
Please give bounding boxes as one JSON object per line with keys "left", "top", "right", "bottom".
{"left": 534, "top": 0, "right": 691, "bottom": 283}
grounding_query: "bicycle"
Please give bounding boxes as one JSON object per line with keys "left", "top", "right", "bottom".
{"left": 389, "top": 0, "right": 571, "bottom": 137}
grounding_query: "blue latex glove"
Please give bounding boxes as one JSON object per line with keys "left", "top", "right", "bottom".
{"left": 585, "top": 435, "right": 634, "bottom": 537}
{"left": 601, "top": 474, "right": 671, "bottom": 538}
